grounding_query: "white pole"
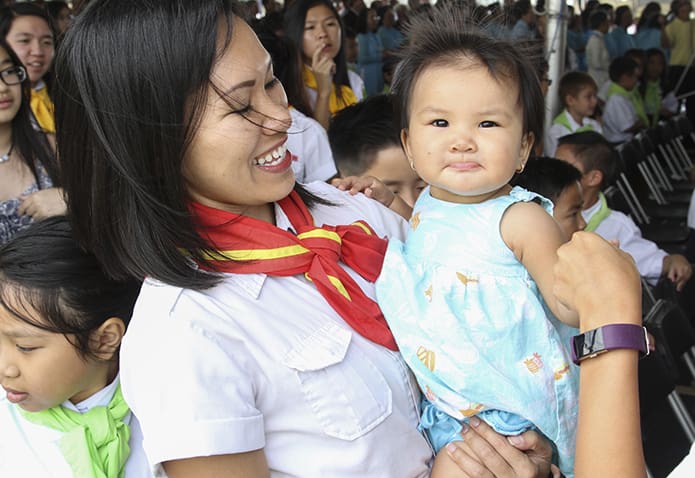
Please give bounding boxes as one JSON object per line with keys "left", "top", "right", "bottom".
{"left": 544, "top": 0, "right": 567, "bottom": 140}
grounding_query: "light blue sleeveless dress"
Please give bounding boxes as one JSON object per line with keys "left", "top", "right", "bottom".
{"left": 376, "top": 186, "right": 578, "bottom": 476}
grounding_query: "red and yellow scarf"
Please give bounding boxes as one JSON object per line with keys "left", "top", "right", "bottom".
{"left": 190, "top": 191, "right": 397, "bottom": 351}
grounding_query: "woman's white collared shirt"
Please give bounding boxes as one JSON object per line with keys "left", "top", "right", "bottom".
{"left": 120, "top": 181, "right": 433, "bottom": 477}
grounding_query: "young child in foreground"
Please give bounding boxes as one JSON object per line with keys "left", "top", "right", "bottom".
{"left": 368, "top": 8, "right": 579, "bottom": 477}
{"left": 0, "top": 217, "right": 146, "bottom": 477}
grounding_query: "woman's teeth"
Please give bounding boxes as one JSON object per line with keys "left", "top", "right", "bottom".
{"left": 256, "top": 144, "right": 287, "bottom": 166}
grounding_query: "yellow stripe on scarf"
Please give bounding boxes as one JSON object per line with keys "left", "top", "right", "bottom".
{"left": 201, "top": 244, "right": 310, "bottom": 262}
{"left": 30, "top": 86, "right": 55, "bottom": 133}
{"left": 302, "top": 65, "right": 357, "bottom": 115}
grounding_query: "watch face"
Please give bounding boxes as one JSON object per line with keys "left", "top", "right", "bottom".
{"left": 573, "top": 328, "right": 604, "bottom": 363}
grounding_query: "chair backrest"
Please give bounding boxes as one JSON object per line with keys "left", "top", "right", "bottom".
{"left": 644, "top": 299, "right": 695, "bottom": 378}
{"left": 638, "top": 351, "right": 676, "bottom": 416}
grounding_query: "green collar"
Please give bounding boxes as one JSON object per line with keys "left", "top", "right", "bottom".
{"left": 584, "top": 193, "right": 612, "bottom": 232}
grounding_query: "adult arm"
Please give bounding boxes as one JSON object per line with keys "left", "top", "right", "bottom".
{"left": 163, "top": 450, "right": 270, "bottom": 478}
{"left": 554, "top": 231, "right": 646, "bottom": 478}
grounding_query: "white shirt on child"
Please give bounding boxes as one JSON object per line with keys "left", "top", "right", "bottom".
{"left": 602, "top": 93, "right": 637, "bottom": 143}
{"left": 583, "top": 199, "right": 667, "bottom": 283}
{"left": 545, "top": 111, "right": 603, "bottom": 156}
{"left": 119, "top": 181, "right": 433, "bottom": 478}
{"left": 287, "top": 108, "right": 338, "bottom": 183}
{"left": 0, "top": 375, "right": 151, "bottom": 478}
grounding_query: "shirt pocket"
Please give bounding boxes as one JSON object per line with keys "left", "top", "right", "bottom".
{"left": 283, "top": 322, "right": 393, "bottom": 440}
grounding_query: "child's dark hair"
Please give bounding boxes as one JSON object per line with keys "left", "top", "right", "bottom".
{"left": 0, "top": 217, "right": 142, "bottom": 359}
{"left": 512, "top": 156, "right": 582, "bottom": 202}
{"left": 558, "top": 131, "right": 619, "bottom": 187}
{"left": 609, "top": 55, "right": 638, "bottom": 83}
{"left": 328, "top": 94, "right": 401, "bottom": 176}
{"left": 392, "top": 5, "right": 544, "bottom": 147}
{"left": 558, "top": 71, "right": 597, "bottom": 106}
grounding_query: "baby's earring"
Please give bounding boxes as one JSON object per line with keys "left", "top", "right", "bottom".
{"left": 409, "top": 160, "right": 416, "bottom": 171}
{"left": 516, "top": 162, "right": 525, "bottom": 174}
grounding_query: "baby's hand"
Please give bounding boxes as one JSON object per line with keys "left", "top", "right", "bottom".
{"left": 331, "top": 175, "right": 412, "bottom": 219}
{"left": 332, "top": 175, "right": 395, "bottom": 206}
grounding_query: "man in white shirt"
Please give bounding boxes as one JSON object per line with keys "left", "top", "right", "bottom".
{"left": 555, "top": 131, "right": 692, "bottom": 289}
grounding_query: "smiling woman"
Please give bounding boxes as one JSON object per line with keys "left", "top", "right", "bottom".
{"left": 54, "top": 2, "right": 561, "bottom": 477}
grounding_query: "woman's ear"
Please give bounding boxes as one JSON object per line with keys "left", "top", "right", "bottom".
{"left": 90, "top": 317, "right": 126, "bottom": 361}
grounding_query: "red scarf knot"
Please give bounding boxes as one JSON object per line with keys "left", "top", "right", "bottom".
{"left": 189, "top": 191, "right": 397, "bottom": 351}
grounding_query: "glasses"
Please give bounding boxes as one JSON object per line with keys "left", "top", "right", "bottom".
{"left": 0, "top": 66, "right": 26, "bottom": 86}
{"left": 542, "top": 77, "right": 553, "bottom": 86}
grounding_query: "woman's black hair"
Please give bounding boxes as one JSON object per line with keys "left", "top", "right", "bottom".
{"left": 0, "top": 37, "right": 58, "bottom": 185}
{"left": 283, "top": 0, "right": 352, "bottom": 118}
{"left": 56, "top": 0, "right": 319, "bottom": 289}
{"left": 392, "top": 5, "right": 544, "bottom": 149}
{"left": 0, "top": 4, "right": 56, "bottom": 96}
{"left": 0, "top": 217, "right": 142, "bottom": 359}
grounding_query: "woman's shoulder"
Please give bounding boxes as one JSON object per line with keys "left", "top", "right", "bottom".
{"left": 304, "top": 181, "right": 408, "bottom": 241}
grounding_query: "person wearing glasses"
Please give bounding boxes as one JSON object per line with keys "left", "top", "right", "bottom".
{"left": 0, "top": 38, "right": 63, "bottom": 246}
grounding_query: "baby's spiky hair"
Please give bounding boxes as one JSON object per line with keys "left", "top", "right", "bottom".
{"left": 392, "top": 4, "right": 544, "bottom": 146}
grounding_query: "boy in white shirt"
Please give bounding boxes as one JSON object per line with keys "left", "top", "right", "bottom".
{"left": 555, "top": 131, "right": 692, "bottom": 289}
{"left": 545, "top": 71, "right": 602, "bottom": 156}
{"left": 602, "top": 56, "right": 646, "bottom": 143}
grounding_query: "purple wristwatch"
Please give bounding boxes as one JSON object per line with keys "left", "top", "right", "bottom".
{"left": 571, "top": 323, "right": 650, "bottom": 365}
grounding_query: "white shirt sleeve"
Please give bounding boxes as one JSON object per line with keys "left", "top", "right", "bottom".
{"left": 545, "top": 123, "right": 571, "bottom": 157}
{"left": 595, "top": 210, "right": 667, "bottom": 281}
{"left": 120, "top": 288, "right": 267, "bottom": 468}
{"left": 288, "top": 109, "right": 338, "bottom": 183}
{"left": 602, "top": 95, "right": 637, "bottom": 143}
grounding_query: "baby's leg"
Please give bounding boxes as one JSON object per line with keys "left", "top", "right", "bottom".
{"left": 430, "top": 444, "right": 464, "bottom": 478}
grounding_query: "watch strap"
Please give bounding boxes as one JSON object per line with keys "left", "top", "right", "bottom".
{"left": 571, "top": 323, "right": 649, "bottom": 365}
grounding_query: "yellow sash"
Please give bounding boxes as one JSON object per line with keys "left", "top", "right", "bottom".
{"left": 30, "top": 86, "right": 55, "bottom": 133}
{"left": 302, "top": 65, "right": 357, "bottom": 115}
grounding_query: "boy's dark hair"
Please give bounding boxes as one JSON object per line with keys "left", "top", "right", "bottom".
{"left": 0, "top": 217, "right": 142, "bottom": 359}
{"left": 512, "top": 156, "right": 582, "bottom": 202}
{"left": 328, "top": 94, "right": 401, "bottom": 176}
{"left": 558, "top": 131, "right": 619, "bottom": 187}
{"left": 558, "top": 71, "right": 597, "bottom": 105}
{"left": 589, "top": 10, "right": 607, "bottom": 30}
{"left": 609, "top": 55, "right": 638, "bottom": 82}
{"left": 392, "top": 4, "right": 544, "bottom": 148}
